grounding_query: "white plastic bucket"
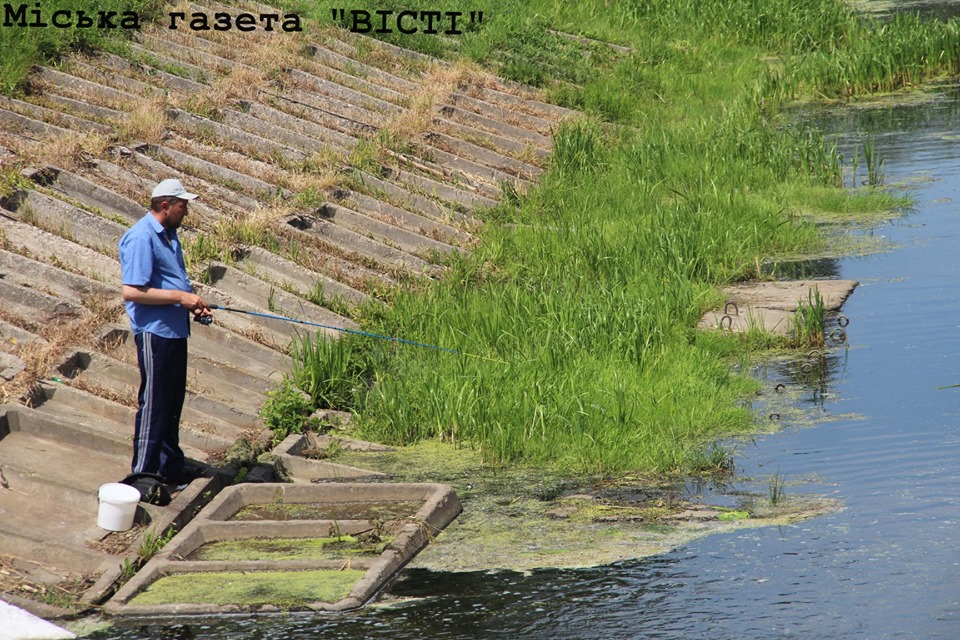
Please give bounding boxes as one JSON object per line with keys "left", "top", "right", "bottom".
{"left": 97, "top": 483, "right": 140, "bottom": 531}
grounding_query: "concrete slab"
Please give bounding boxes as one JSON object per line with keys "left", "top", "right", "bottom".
{"left": 317, "top": 201, "right": 458, "bottom": 257}
{"left": 0, "top": 214, "right": 121, "bottom": 283}
{"left": 337, "top": 188, "right": 473, "bottom": 246}
{"left": 28, "top": 166, "right": 144, "bottom": 225}
{"left": 381, "top": 166, "right": 498, "bottom": 211}
{"left": 271, "top": 433, "right": 386, "bottom": 482}
{"left": 718, "top": 279, "right": 859, "bottom": 311}
{"left": 105, "top": 481, "right": 462, "bottom": 615}
{"left": 234, "top": 245, "right": 373, "bottom": 309}
{"left": 0, "top": 97, "right": 111, "bottom": 136}
{"left": 166, "top": 108, "right": 308, "bottom": 164}
{"left": 0, "top": 189, "right": 125, "bottom": 257}
{"left": 425, "top": 130, "right": 545, "bottom": 179}
{"left": 284, "top": 213, "right": 432, "bottom": 274}
{"left": 698, "top": 280, "right": 859, "bottom": 335}
{"left": 346, "top": 168, "right": 472, "bottom": 224}
{"left": 269, "top": 85, "right": 388, "bottom": 131}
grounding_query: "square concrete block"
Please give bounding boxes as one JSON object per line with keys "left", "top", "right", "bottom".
{"left": 105, "top": 481, "right": 461, "bottom": 615}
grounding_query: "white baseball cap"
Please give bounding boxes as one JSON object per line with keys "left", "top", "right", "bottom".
{"left": 151, "top": 178, "right": 198, "bottom": 200}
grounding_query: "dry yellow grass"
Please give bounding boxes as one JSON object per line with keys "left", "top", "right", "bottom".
{"left": 0, "top": 292, "right": 125, "bottom": 404}
{"left": 382, "top": 60, "right": 483, "bottom": 146}
{"left": 120, "top": 95, "right": 168, "bottom": 144}
{"left": 25, "top": 131, "right": 110, "bottom": 171}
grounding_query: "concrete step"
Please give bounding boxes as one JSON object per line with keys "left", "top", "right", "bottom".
{"left": 436, "top": 103, "right": 552, "bottom": 150}
{"left": 322, "top": 28, "right": 440, "bottom": 68}
{"left": 33, "top": 382, "right": 236, "bottom": 453}
{"left": 304, "top": 42, "right": 419, "bottom": 94}
{"left": 283, "top": 213, "right": 432, "bottom": 274}
{"left": 25, "top": 165, "right": 144, "bottom": 226}
{"left": 448, "top": 92, "right": 554, "bottom": 137}
{"left": 204, "top": 261, "right": 359, "bottom": 334}
{"left": 0, "top": 318, "right": 41, "bottom": 351}
{"left": 422, "top": 134, "right": 540, "bottom": 183}
{"left": 188, "top": 278, "right": 326, "bottom": 349}
{"left": 0, "top": 188, "right": 125, "bottom": 257}
{"left": 11, "top": 91, "right": 121, "bottom": 126}
{"left": 221, "top": 107, "right": 337, "bottom": 156}
{"left": 168, "top": 29, "right": 412, "bottom": 108}
{"left": 0, "top": 277, "right": 87, "bottom": 330}
{"left": 0, "top": 248, "right": 114, "bottom": 301}
{"left": 0, "top": 212, "right": 120, "bottom": 283}
{"left": 134, "top": 142, "right": 288, "bottom": 201}
{"left": 97, "top": 324, "right": 290, "bottom": 386}
{"left": 315, "top": 201, "right": 459, "bottom": 258}
{"left": 0, "top": 505, "right": 113, "bottom": 576}
{"left": 479, "top": 84, "right": 576, "bottom": 121}
{"left": 271, "top": 85, "right": 388, "bottom": 132}
{"left": 167, "top": 108, "right": 308, "bottom": 164}
{"left": 57, "top": 348, "right": 265, "bottom": 428}
{"left": 84, "top": 147, "right": 247, "bottom": 224}
{"left": 238, "top": 100, "right": 359, "bottom": 150}
{"left": 286, "top": 67, "right": 403, "bottom": 117}
{"left": 0, "top": 429, "right": 128, "bottom": 511}
{"left": 434, "top": 115, "right": 551, "bottom": 162}
{"left": 0, "top": 107, "right": 73, "bottom": 139}
{"left": 117, "top": 149, "right": 260, "bottom": 216}
{"left": 95, "top": 329, "right": 277, "bottom": 404}
{"left": 334, "top": 187, "right": 473, "bottom": 246}
{"left": 417, "top": 143, "right": 526, "bottom": 193}
{"left": 345, "top": 168, "right": 473, "bottom": 224}
{"left": 234, "top": 245, "right": 373, "bottom": 309}
{"left": 126, "top": 42, "right": 211, "bottom": 84}
{"left": 381, "top": 165, "right": 498, "bottom": 210}
{"left": 0, "top": 96, "right": 112, "bottom": 135}
{"left": 36, "top": 67, "right": 141, "bottom": 111}
{"left": 89, "top": 50, "right": 205, "bottom": 94}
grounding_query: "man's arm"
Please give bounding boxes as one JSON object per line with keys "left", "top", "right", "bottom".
{"left": 122, "top": 285, "right": 210, "bottom": 314}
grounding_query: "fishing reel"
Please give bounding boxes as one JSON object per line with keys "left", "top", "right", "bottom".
{"left": 193, "top": 314, "right": 213, "bottom": 326}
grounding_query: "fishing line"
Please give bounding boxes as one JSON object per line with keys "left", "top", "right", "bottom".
{"left": 206, "top": 305, "right": 507, "bottom": 364}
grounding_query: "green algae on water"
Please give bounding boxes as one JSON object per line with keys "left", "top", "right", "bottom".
{"left": 130, "top": 570, "right": 366, "bottom": 606}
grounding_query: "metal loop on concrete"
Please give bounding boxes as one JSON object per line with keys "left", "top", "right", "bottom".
{"left": 837, "top": 314, "right": 850, "bottom": 327}
{"left": 775, "top": 383, "right": 786, "bottom": 393}
{"left": 724, "top": 301, "right": 739, "bottom": 316}
{"left": 719, "top": 315, "right": 733, "bottom": 330}
{"left": 829, "top": 328, "right": 847, "bottom": 344}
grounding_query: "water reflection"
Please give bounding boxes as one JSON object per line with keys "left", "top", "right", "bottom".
{"left": 859, "top": 0, "right": 960, "bottom": 20}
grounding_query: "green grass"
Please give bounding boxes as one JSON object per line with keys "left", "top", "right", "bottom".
{"left": 0, "top": 0, "right": 165, "bottom": 95}
{"left": 269, "top": 0, "right": 950, "bottom": 474}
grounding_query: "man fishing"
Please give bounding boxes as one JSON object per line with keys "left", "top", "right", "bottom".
{"left": 119, "top": 178, "right": 211, "bottom": 491}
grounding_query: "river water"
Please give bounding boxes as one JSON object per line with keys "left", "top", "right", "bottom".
{"left": 87, "top": 55, "right": 960, "bottom": 640}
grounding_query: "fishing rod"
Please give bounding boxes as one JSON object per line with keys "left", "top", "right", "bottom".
{"left": 201, "top": 304, "right": 478, "bottom": 358}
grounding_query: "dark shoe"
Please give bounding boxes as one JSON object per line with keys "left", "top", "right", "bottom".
{"left": 120, "top": 473, "right": 172, "bottom": 506}
{"left": 168, "top": 462, "right": 213, "bottom": 486}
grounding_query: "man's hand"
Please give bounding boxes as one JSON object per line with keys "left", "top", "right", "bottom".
{"left": 180, "top": 292, "right": 211, "bottom": 316}
{"left": 121, "top": 285, "right": 212, "bottom": 316}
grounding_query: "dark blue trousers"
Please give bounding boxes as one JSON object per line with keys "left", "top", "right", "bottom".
{"left": 132, "top": 332, "right": 187, "bottom": 482}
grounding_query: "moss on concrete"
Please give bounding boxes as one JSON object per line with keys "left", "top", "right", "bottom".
{"left": 191, "top": 535, "right": 390, "bottom": 561}
{"left": 129, "top": 569, "right": 366, "bottom": 606}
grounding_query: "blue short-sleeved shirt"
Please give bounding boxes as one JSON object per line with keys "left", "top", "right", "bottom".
{"left": 119, "top": 212, "right": 192, "bottom": 338}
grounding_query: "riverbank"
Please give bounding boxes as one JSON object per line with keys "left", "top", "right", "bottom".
{"left": 281, "top": 0, "right": 951, "bottom": 474}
